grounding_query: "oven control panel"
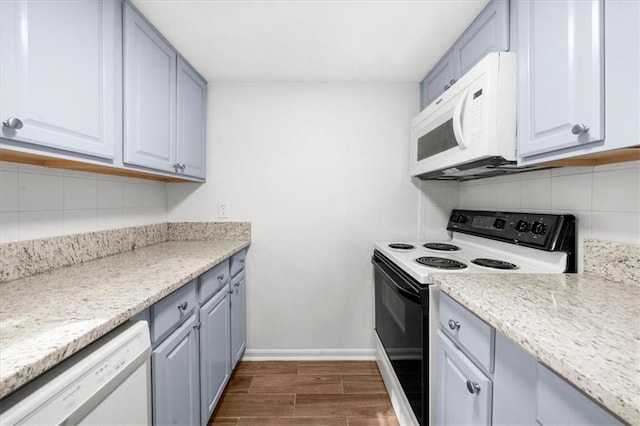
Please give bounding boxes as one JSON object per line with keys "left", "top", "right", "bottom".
{"left": 447, "top": 209, "right": 575, "bottom": 251}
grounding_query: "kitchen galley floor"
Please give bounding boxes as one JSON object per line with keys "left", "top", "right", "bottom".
{"left": 208, "top": 361, "right": 399, "bottom": 426}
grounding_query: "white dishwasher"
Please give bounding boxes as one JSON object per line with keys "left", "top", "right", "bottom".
{"left": 0, "top": 321, "right": 151, "bottom": 426}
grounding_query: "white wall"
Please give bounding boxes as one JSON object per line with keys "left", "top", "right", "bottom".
{"left": 0, "top": 162, "right": 167, "bottom": 243}
{"left": 167, "top": 83, "right": 420, "bottom": 356}
{"left": 419, "top": 161, "right": 640, "bottom": 271}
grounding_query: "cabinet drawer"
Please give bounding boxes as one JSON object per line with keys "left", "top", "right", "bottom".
{"left": 439, "top": 293, "right": 494, "bottom": 373}
{"left": 199, "top": 260, "right": 230, "bottom": 303}
{"left": 229, "top": 249, "right": 246, "bottom": 278}
{"left": 152, "top": 279, "right": 197, "bottom": 344}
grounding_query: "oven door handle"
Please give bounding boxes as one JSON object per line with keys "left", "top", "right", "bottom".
{"left": 372, "top": 257, "right": 420, "bottom": 303}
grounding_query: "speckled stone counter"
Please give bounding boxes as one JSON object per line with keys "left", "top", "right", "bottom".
{"left": 432, "top": 272, "right": 640, "bottom": 425}
{"left": 0, "top": 239, "right": 249, "bottom": 399}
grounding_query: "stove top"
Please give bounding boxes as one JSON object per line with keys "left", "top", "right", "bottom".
{"left": 375, "top": 209, "right": 576, "bottom": 285}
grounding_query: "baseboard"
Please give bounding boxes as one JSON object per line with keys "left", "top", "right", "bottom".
{"left": 375, "top": 335, "right": 419, "bottom": 426}
{"left": 242, "top": 348, "right": 376, "bottom": 361}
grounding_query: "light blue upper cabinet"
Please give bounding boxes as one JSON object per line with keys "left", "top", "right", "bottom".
{"left": 516, "top": 0, "right": 604, "bottom": 160}
{"left": 123, "top": 2, "right": 177, "bottom": 173}
{"left": 0, "top": 0, "right": 120, "bottom": 159}
{"left": 420, "top": 51, "right": 457, "bottom": 108}
{"left": 419, "top": 0, "right": 509, "bottom": 110}
{"left": 454, "top": 0, "right": 509, "bottom": 76}
{"left": 177, "top": 56, "right": 207, "bottom": 180}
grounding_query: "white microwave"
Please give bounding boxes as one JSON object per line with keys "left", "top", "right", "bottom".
{"left": 410, "top": 52, "right": 518, "bottom": 180}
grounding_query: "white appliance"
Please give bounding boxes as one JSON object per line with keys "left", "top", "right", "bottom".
{"left": 410, "top": 52, "right": 521, "bottom": 181}
{"left": 373, "top": 209, "right": 576, "bottom": 426}
{"left": 0, "top": 321, "right": 151, "bottom": 426}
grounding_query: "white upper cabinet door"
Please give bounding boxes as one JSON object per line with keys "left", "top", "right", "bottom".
{"left": 177, "top": 56, "right": 207, "bottom": 180}
{"left": 123, "top": 2, "right": 177, "bottom": 173}
{"left": 517, "top": 0, "right": 604, "bottom": 158}
{"left": 0, "top": 0, "right": 119, "bottom": 159}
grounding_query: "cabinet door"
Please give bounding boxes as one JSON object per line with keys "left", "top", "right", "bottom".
{"left": 420, "top": 51, "right": 457, "bottom": 109}
{"left": 517, "top": 0, "right": 604, "bottom": 159}
{"left": 177, "top": 56, "right": 207, "bottom": 179}
{"left": 230, "top": 273, "right": 246, "bottom": 369}
{"left": 436, "top": 330, "right": 492, "bottom": 426}
{"left": 199, "top": 285, "right": 231, "bottom": 425}
{"left": 455, "top": 0, "right": 509, "bottom": 76}
{"left": 536, "top": 364, "right": 621, "bottom": 426}
{"left": 492, "top": 333, "right": 537, "bottom": 425}
{"left": 152, "top": 314, "right": 200, "bottom": 426}
{"left": 123, "top": 2, "right": 177, "bottom": 173}
{"left": 0, "top": 0, "right": 119, "bottom": 159}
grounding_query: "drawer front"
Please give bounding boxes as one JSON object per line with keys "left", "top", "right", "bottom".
{"left": 439, "top": 293, "right": 494, "bottom": 373}
{"left": 199, "top": 260, "right": 230, "bottom": 303}
{"left": 229, "top": 249, "right": 246, "bottom": 278}
{"left": 152, "top": 279, "right": 197, "bottom": 344}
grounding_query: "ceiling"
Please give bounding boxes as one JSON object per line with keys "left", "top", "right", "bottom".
{"left": 131, "top": 0, "right": 490, "bottom": 83}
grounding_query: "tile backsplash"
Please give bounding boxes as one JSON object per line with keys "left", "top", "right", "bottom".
{"left": 0, "top": 162, "right": 167, "bottom": 243}
{"left": 420, "top": 160, "right": 640, "bottom": 271}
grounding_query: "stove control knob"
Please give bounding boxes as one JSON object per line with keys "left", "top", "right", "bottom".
{"left": 493, "top": 218, "right": 506, "bottom": 229}
{"left": 515, "top": 220, "right": 530, "bottom": 233}
{"left": 450, "top": 214, "right": 459, "bottom": 223}
{"left": 457, "top": 215, "right": 468, "bottom": 224}
{"left": 531, "top": 221, "right": 547, "bottom": 235}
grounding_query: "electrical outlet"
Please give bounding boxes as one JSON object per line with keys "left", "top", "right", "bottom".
{"left": 218, "top": 202, "right": 229, "bottom": 219}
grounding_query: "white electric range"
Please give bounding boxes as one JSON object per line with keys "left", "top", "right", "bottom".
{"left": 372, "top": 209, "right": 576, "bottom": 426}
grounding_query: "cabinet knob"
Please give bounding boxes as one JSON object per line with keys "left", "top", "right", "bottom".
{"left": 2, "top": 117, "right": 23, "bottom": 129}
{"left": 448, "top": 319, "right": 460, "bottom": 330}
{"left": 444, "top": 84, "right": 450, "bottom": 91}
{"left": 173, "top": 163, "right": 181, "bottom": 172}
{"left": 240, "top": 259, "right": 245, "bottom": 265}
{"left": 180, "top": 164, "right": 186, "bottom": 171}
{"left": 177, "top": 301, "right": 188, "bottom": 311}
{"left": 234, "top": 282, "right": 240, "bottom": 287}
{"left": 217, "top": 274, "right": 225, "bottom": 281}
{"left": 450, "top": 78, "right": 456, "bottom": 85}
{"left": 466, "top": 380, "right": 481, "bottom": 394}
{"left": 228, "top": 289, "right": 234, "bottom": 294}
{"left": 571, "top": 123, "right": 590, "bottom": 135}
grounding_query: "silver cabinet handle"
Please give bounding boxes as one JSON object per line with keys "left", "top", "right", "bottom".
{"left": 234, "top": 282, "right": 240, "bottom": 287}
{"left": 466, "top": 380, "right": 481, "bottom": 394}
{"left": 240, "top": 259, "right": 245, "bottom": 265}
{"left": 180, "top": 164, "right": 186, "bottom": 171}
{"left": 217, "top": 274, "right": 225, "bottom": 281}
{"left": 571, "top": 123, "right": 590, "bottom": 135}
{"left": 177, "top": 301, "right": 188, "bottom": 311}
{"left": 3, "top": 117, "right": 23, "bottom": 129}
{"left": 444, "top": 84, "right": 450, "bottom": 91}
{"left": 450, "top": 78, "right": 456, "bottom": 85}
{"left": 173, "top": 163, "right": 181, "bottom": 172}
{"left": 193, "top": 323, "right": 201, "bottom": 330}
{"left": 227, "top": 289, "right": 234, "bottom": 294}
{"left": 448, "top": 319, "right": 460, "bottom": 330}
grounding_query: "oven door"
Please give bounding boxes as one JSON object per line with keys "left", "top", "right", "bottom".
{"left": 372, "top": 251, "right": 428, "bottom": 425}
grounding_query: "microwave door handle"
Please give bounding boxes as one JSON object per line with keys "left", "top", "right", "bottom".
{"left": 452, "top": 89, "right": 469, "bottom": 150}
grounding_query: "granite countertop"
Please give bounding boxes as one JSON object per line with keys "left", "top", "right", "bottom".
{"left": 0, "top": 239, "right": 249, "bottom": 399}
{"left": 433, "top": 272, "right": 640, "bottom": 425}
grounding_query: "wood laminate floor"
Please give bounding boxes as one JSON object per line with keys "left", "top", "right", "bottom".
{"left": 208, "top": 361, "right": 399, "bottom": 426}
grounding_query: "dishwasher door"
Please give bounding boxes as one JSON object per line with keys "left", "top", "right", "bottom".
{"left": 0, "top": 321, "right": 151, "bottom": 426}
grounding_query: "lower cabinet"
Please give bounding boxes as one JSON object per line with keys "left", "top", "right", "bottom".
{"left": 199, "top": 284, "right": 231, "bottom": 425}
{"left": 152, "top": 314, "right": 200, "bottom": 426}
{"left": 439, "top": 294, "right": 622, "bottom": 426}
{"left": 230, "top": 271, "right": 246, "bottom": 369}
{"left": 436, "top": 330, "right": 492, "bottom": 426}
{"left": 147, "top": 252, "right": 248, "bottom": 426}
